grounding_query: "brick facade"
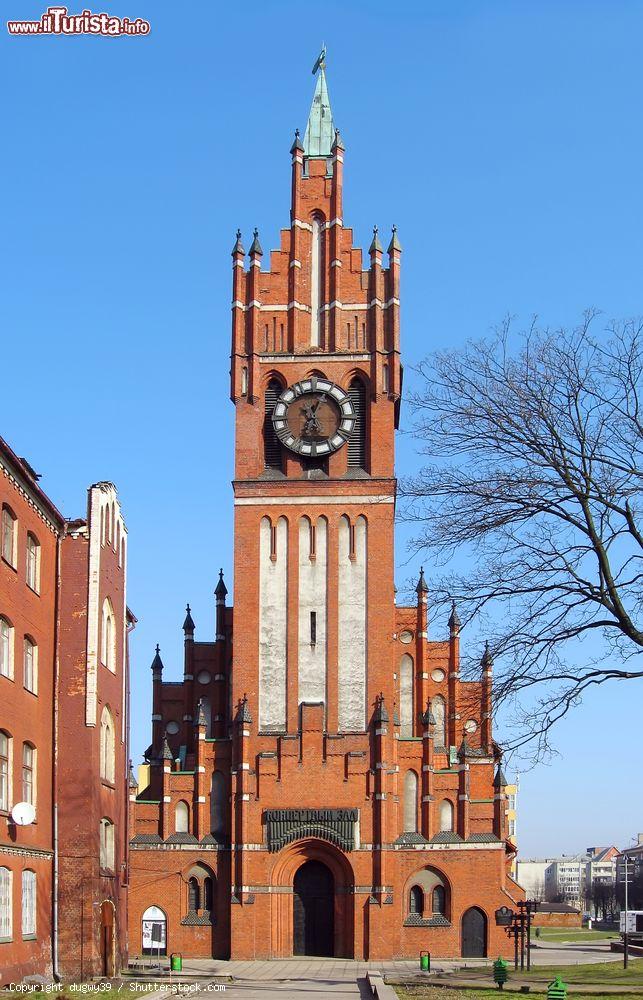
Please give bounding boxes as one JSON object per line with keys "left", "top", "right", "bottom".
{"left": 0, "top": 438, "right": 130, "bottom": 984}
{"left": 128, "top": 65, "right": 524, "bottom": 961}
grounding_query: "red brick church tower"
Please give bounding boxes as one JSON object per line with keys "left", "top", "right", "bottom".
{"left": 128, "top": 56, "right": 523, "bottom": 961}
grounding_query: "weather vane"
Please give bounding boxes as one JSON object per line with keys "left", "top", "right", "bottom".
{"left": 312, "top": 43, "right": 326, "bottom": 74}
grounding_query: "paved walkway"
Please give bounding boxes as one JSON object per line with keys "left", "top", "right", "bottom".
{"left": 133, "top": 940, "right": 626, "bottom": 997}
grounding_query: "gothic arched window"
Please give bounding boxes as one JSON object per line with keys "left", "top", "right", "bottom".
{"left": 409, "top": 885, "right": 424, "bottom": 916}
{"left": 188, "top": 876, "right": 200, "bottom": 912}
{"left": 433, "top": 884, "right": 446, "bottom": 915}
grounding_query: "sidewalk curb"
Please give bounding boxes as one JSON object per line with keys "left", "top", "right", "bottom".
{"left": 366, "top": 971, "right": 399, "bottom": 1000}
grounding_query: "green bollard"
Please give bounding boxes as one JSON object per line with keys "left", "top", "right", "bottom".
{"left": 420, "top": 950, "right": 430, "bottom": 972}
{"left": 493, "top": 957, "right": 508, "bottom": 990}
{"left": 547, "top": 976, "right": 567, "bottom": 1000}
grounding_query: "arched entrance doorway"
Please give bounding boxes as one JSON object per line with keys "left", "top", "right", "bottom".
{"left": 142, "top": 905, "right": 167, "bottom": 957}
{"left": 100, "top": 900, "right": 115, "bottom": 976}
{"left": 293, "top": 860, "right": 334, "bottom": 956}
{"left": 462, "top": 906, "right": 487, "bottom": 957}
{"left": 270, "top": 838, "right": 354, "bottom": 958}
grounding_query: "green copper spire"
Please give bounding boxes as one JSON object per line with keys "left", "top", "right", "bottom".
{"left": 303, "top": 48, "right": 335, "bottom": 157}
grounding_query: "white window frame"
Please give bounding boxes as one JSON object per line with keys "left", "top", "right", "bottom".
{"left": 21, "top": 870, "right": 36, "bottom": 938}
{"left": 23, "top": 637, "right": 37, "bottom": 695}
{"left": 0, "top": 617, "right": 14, "bottom": 680}
{"left": 100, "top": 707, "right": 115, "bottom": 783}
{"left": 439, "top": 798, "right": 455, "bottom": 833}
{"left": 100, "top": 818, "right": 115, "bottom": 871}
{"left": 22, "top": 743, "right": 36, "bottom": 809}
{"left": 1, "top": 507, "right": 17, "bottom": 568}
{"left": 0, "top": 866, "right": 12, "bottom": 941}
{"left": 0, "top": 731, "right": 11, "bottom": 812}
{"left": 101, "top": 598, "right": 116, "bottom": 672}
{"left": 175, "top": 801, "right": 189, "bottom": 834}
{"left": 25, "top": 534, "right": 40, "bottom": 593}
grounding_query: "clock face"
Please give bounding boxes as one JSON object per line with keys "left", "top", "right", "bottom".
{"left": 272, "top": 378, "right": 356, "bottom": 457}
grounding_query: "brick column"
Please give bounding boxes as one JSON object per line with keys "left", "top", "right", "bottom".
{"left": 421, "top": 704, "right": 435, "bottom": 839}
{"left": 194, "top": 699, "right": 207, "bottom": 839}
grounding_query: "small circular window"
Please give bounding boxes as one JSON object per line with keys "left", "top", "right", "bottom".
{"left": 197, "top": 670, "right": 211, "bottom": 685}
{"left": 464, "top": 719, "right": 478, "bottom": 734}
{"left": 399, "top": 630, "right": 413, "bottom": 644}
{"left": 166, "top": 721, "right": 180, "bottom": 735}
{"left": 431, "top": 668, "right": 445, "bottom": 683}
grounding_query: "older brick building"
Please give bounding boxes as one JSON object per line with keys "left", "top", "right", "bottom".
{"left": 0, "top": 436, "right": 131, "bottom": 983}
{"left": 129, "top": 61, "right": 523, "bottom": 961}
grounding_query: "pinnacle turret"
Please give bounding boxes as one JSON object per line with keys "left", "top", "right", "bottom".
{"left": 231, "top": 229, "right": 244, "bottom": 256}
{"left": 369, "top": 225, "right": 383, "bottom": 254}
{"left": 373, "top": 694, "right": 389, "bottom": 725}
{"left": 249, "top": 229, "right": 263, "bottom": 257}
{"left": 290, "top": 128, "right": 304, "bottom": 154}
{"left": 215, "top": 568, "right": 228, "bottom": 600}
{"left": 196, "top": 697, "right": 207, "bottom": 728}
{"left": 387, "top": 225, "right": 402, "bottom": 254}
{"left": 416, "top": 566, "right": 429, "bottom": 595}
{"left": 151, "top": 644, "right": 163, "bottom": 673}
{"left": 183, "top": 604, "right": 195, "bottom": 635}
{"left": 235, "top": 694, "right": 252, "bottom": 725}
{"left": 448, "top": 601, "right": 461, "bottom": 635}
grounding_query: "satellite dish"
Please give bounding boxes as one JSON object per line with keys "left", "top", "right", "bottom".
{"left": 11, "top": 802, "right": 36, "bottom": 826}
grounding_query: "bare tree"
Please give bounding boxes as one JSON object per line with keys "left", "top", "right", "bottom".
{"left": 402, "top": 312, "right": 643, "bottom": 758}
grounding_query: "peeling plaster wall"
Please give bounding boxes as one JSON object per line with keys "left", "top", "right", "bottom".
{"left": 298, "top": 516, "right": 327, "bottom": 707}
{"left": 259, "top": 516, "right": 288, "bottom": 731}
{"left": 400, "top": 653, "right": 414, "bottom": 738}
{"left": 404, "top": 769, "right": 418, "bottom": 833}
{"left": 337, "top": 515, "right": 367, "bottom": 732}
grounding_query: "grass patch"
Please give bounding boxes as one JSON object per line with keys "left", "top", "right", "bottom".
{"left": 395, "top": 988, "right": 643, "bottom": 1000}
{"left": 512, "top": 958, "right": 643, "bottom": 986}
{"left": 534, "top": 928, "right": 618, "bottom": 942}
{"left": 1, "top": 989, "right": 167, "bottom": 1000}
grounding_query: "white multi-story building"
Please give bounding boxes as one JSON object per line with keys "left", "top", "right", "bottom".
{"left": 517, "top": 847, "right": 619, "bottom": 909}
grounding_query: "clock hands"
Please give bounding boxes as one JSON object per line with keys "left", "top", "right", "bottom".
{"left": 301, "top": 400, "right": 323, "bottom": 436}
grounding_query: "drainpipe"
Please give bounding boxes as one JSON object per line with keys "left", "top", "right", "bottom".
{"left": 52, "top": 529, "right": 63, "bottom": 981}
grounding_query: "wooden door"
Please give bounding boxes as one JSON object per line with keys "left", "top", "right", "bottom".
{"left": 293, "top": 860, "right": 334, "bottom": 956}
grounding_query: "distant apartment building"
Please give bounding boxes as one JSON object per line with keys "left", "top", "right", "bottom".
{"left": 517, "top": 847, "right": 618, "bottom": 910}
{"left": 505, "top": 778, "right": 519, "bottom": 875}
{"left": 0, "top": 435, "right": 132, "bottom": 983}
{"left": 515, "top": 859, "right": 553, "bottom": 900}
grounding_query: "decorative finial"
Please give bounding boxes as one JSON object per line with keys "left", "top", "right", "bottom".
{"left": 416, "top": 566, "right": 429, "bottom": 595}
{"left": 369, "top": 225, "right": 383, "bottom": 255}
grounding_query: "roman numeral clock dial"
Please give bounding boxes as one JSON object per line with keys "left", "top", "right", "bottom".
{"left": 272, "top": 378, "right": 356, "bottom": 457}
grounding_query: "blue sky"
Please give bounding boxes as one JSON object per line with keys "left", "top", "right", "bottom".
{"left": 2, "top": 0, "right": 642, "bottom": 858}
